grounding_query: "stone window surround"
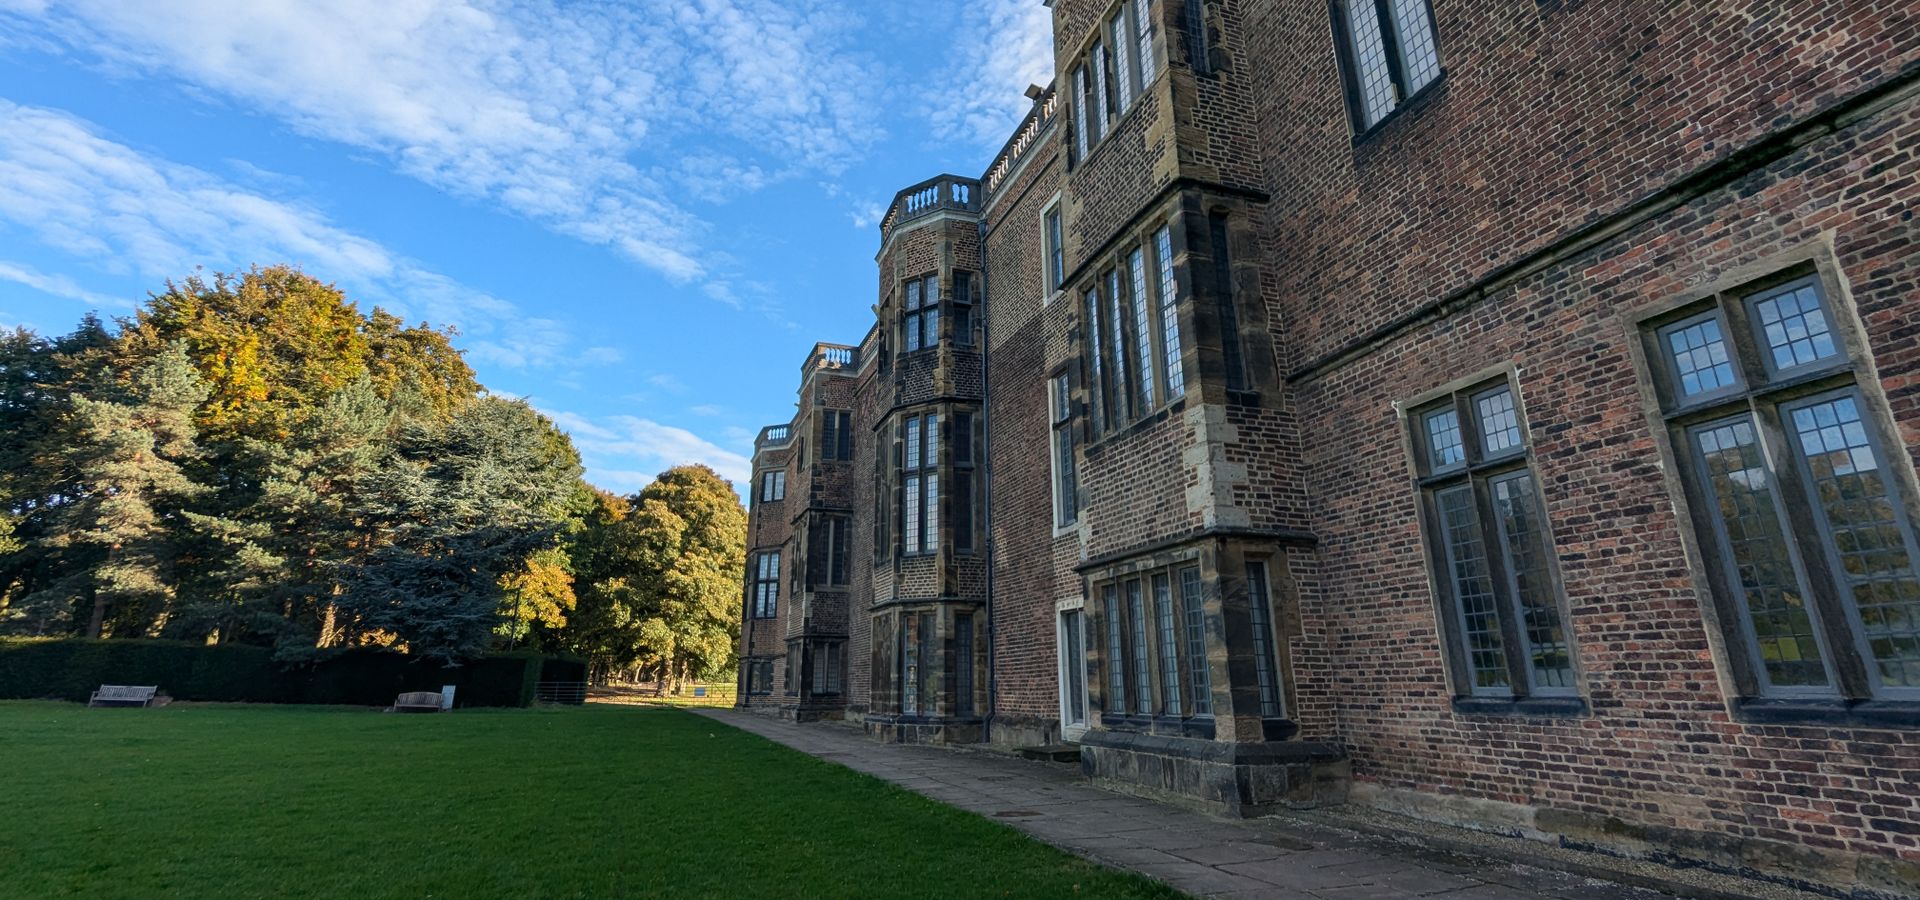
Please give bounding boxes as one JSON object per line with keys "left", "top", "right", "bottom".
{"left": 1084, "top": 539, "right": 1308, "bottom": 743}
{"left": 1399, "top": 364, "right": 1586, "bottom": 717}
{"left": 1628, "top": 242, "right": 1920, "bottom": 729}
{"left": 888, "top": 402, "right": 983, "bottom": 560}
{"left": 1066, "top": 0, "right": 1161, "bottom": 170}
{"left": 1076, "top": 212, "right": 1188, "bottom": 442}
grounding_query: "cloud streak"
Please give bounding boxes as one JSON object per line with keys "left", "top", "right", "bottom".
{"left": 545, "top": 408, "right": 753, "bottom": 492}
{"left": 0, "top": 99, "right": 579, "bottom": 369}
{"left": 2, "top": 0, "right": 884, "bottom": 289}
{"left": 925, "top": 0, "right": 1055, "bottom": 151}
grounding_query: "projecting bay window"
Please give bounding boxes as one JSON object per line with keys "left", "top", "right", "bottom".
{"left": 953, "top": 412, "right": 976, "bottom": 553}
{"left": 747, "top": 659, "right": 773, "bottom": 695}
{"left": 1081, "top": 219, "right": 1188, "bottom": 439}
{"left": 901, "top": 413, "right": 940, "bottom": 556}
{"left": 1330, "top": 0, "right": 1443, "bottom": 132}
{"left": 952, "top": 271, "right": 977, "bottom": 347}
{"left": 1245, "top": 561, "right": 1286, "bottom": 718}
{"left": 810, "top": 515, "right": 850, "bottom": 588}
{"left": 1095, "top": 562, "right": 1213, "bottom": 724}
{"left": 1069, "top": 0, "right": 1159, "bottom": 165}
{"left": 820, "top": 410, "right": 852, "bottom": 461}
{"left": 811, "top": 641, "right": 843, "bottom": 696}
{"left": 758, "top": 470, "right": 785, "bottom": 503}
{"left": 1639, "top": 265, "right": 1920, "bottom": 717}
{"left": 751, "top": 550, "right": 780, "bottom": 619}
{"left": 903, "top": 274, "right": 940, "bottom": 352}
{"left": 1050, "top": 372, "right": 1080, "bottom": 528}
{"left": 1409, "top": 376, "right": 1578, "bottom": 708}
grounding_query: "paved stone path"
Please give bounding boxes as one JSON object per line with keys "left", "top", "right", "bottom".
{"left": 695, "top": 710, "right": 1675, "bottom": 900}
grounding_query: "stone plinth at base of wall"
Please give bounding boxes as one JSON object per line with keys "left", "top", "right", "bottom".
{"left": 985, "top": 713, "right": 1060, "bottom": 751}
{"left": 864, "top": 714, "right": 985, "bottom": 745}
{"left": 779, "top": 703, "right": 844, "bottom": 723}
{"left": 1079, "top": 730, "right": 1350, "bottom": 817}
{"left": 1351, "top": 783, "right": 1920, "bottom": 900}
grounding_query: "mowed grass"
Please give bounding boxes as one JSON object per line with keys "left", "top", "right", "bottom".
{"left": 0, "top": 702, "right": 1181, "bottom": 899}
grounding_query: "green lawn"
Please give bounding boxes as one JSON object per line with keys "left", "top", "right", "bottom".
{"left": 0, "top": 702, "right": 1180, "bottom": 899}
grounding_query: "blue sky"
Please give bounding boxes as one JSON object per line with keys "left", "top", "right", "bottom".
{"left": 0, "top": 0, "right": 1052, "bottom": 494}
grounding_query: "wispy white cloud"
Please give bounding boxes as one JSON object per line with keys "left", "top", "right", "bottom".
{"left": 0, "top": 259, "right": 130, "bottom": 309}
{"left": 545, "top": 408, "right": 753, "bottom": 490}
{"left": 688, "top": 404, "right": 727, "bottom": 417}
{"left": 1, "top": 0, "right": 884, "bottom": 292}
{"left": 0, "top": 99, "right": 576, "bottom": 369}
{"left": 925, "top": 0, "right": 1054, "bottom": 150}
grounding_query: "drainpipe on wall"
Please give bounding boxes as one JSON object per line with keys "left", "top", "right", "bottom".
{"left": 978, "top": 217, "right": 996, "bottom": 747}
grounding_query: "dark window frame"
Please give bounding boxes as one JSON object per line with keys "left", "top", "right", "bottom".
{"left": 751, "top": 550, "right": 781, "bottom": 619}
{"left": 1639, "top": 263, "right": 1920, "bottom": 717}
{"left": 758, "top": 470, "right": 785, "bottom": 503}
{"left": 1409, "top": 374, "right": 1582, "bottom": 709}
{"left": 900, "top": 413, "right": 940, "bottom": 557}
{"left": 902, "top": 273, "right": 940, "bottom": 353}
{"left": 1327, "top": 0, "right": 1444, "bottom": 138}
{"left": 1050, "top": 369, "right": 1081, "bottom": 528}
{"left": 1094, "top": 561, "right": 1216, "bottom": 723}
{"left": 820, "top": 410, "right": 853, "bottom": 461}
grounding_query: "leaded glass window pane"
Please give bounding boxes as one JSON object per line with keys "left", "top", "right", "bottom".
{"left": 1345, "top": 1, "right": 1395, "bottom": 127}
{"left": 1665, "top": 316, "right": 1738, "bottom": 398}
{"left": 1179, "top": 566, "right": 1211, "bottom": 715}
{"left": 1104, "top": 585, "right": 1127, "bottom": 714}
{"left": 1092, "top": 43, "right": 1111, "bottom": 138}
{"left": 925, "top": 473, "right": 940, "bottom": 554}
{"left": 1753, "top": 281, "right": 1838, "bottom": 372}
{"left": 1111, "top": 12, "right": 1133, "bottom": 110}
{"left": 1490, "top": 472, "right": 1574, "bottom": 690}
{"left": 1130, "top": 247, "right": 1155, "bottom": 410}
{"left": 1127, "top": 580, "right": 1152, "bottom": 715}
{"left": 1389, "top": 0, "right": 1440, "bottom": 92}
{"left": 1476, "top": 387, "right": 1523, "bottom": 455}
{"left": 1108, "top": 270, "right": 1130, "bottom": 421}
{"left": 1789, "top": 394, "right": 1920, "bottom": 690}
{"left": 1154, "top": 574, "right": 1181, "bottom": 716}
{"left": 903, "top": 474, "right": 921, "bottom": 553}
{"left": 1155, "top": 226, "right": 1184, "bottom": 399}
{"left": 1692, "top": 417, "right": 1831, "bottom": 690}
{"left": 1246, "top": 562, "right": 1285, "bottom": 717}
{"left": 1425, "top": 408, "right": 1464, "bottom": 469}
{"left": 1437, "top": 485, "right": 1509, "bottom": 690}
{"left": 1134, "top": 0, "right": 1156, "bottom": 86}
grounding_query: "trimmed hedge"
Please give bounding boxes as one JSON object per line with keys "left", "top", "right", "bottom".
{"left": 0, "top": 639, "right": 586, "bottom": 708}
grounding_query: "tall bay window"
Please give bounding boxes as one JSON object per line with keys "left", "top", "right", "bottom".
{"left": 1641, "top": 267, "right": 1920, "bottom": 714}
{"left": 752, "top": 550, "right": 781, "bottom": 619}
{"left": 901, "top": 413, "right": 940, "bottom": 556}
{"left": 903, "top": 274, "right": 940, "bottom": 352}
{"left": 1331, "top": 0, "right": 1442, "bottom": 131}
{"left": 1096, "top": 562, "right": 1213, "bottom": 723}
{"left": 1050, "top": 372, "right": 1080, "bottom": 528}
{"left": 820, "top": 410, "right": 852, "bottom": 461}
{"left": 1410, "top": 376, "right": 1577, "bottom": 706}
{"left": 1070, "top": 0, "right": 1160, "bottom": 164}
{"left": 1044, "top": 202, "right": 1066, "bottom": 293}
{"left": 1082, "top": 217, "right": 1187, "bottom": 438}
{"left": 811, "top": 515, "right": 850, "bottom": 587}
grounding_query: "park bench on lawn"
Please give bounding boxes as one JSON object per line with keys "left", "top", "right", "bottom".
{"left": 88, "top": 685, "right": 158, "bottom": 708}
{"left": 392, "top": 691, "right": 444, "bottom": 713}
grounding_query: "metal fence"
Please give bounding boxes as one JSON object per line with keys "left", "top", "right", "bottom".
{"left": 535, "top": 681, "right": 587, "bottom": 705}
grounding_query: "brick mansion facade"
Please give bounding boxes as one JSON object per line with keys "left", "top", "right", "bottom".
{"left": 737, "top": 1, "right": 1920, "bottom": 893}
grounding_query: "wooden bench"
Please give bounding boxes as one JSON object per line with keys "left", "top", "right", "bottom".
{"left": 393, "top": 691, "right": 444, "bottom": 713}
{"left": 89, "top": 685, "right": 158, "bottom": 708}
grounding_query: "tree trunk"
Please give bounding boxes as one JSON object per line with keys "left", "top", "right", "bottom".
{"left": 85, "top": 588, "right": 106, "bottom": 639}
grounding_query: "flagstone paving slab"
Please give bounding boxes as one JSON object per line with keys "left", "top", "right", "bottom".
{"left": 696, "top": 710, "right": 1701, "bottom": 900}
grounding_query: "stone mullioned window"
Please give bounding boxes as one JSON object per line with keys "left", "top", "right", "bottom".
{"left": 1638, "top": 260, "right": 1920, "bottom": 723}
{"left": 1406, "top": 372, "right": 1579, "bottom": 712}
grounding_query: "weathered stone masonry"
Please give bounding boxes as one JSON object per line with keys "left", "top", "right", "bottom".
{"left": 739, "top": 1, "right": 1920, "bottom": 894}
